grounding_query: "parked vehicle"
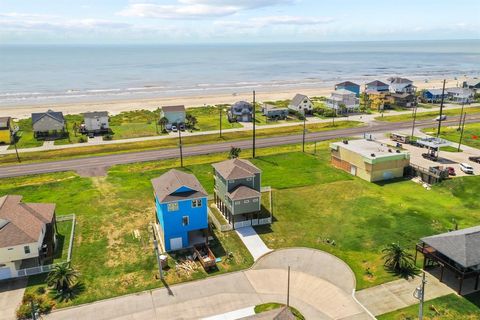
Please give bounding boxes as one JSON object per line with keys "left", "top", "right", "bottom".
{"left": 468, "top": 156, "right": 480, "bottom": 164}
{"left": 460, "top": 163, "right": 474, "bottom": 174}
{"left": 422, "top": 153, "right": 438, "bottom": 161}
{"left": 435, "top": 115, "right": 447, "bottom": 121}
{"left": 179, "top": 123, "right": 186, "bottom": 131}
{"left": 447, "top": 167, "right": 456, "bottom": 176}
{"left": 88, "top": 132, "right": 95, "bottom": 139}
{"left": 171, "top": 125, "right": 178, "bottom": 132}
{"left": 166, "top": 124, "right": 173, "bottom": 131}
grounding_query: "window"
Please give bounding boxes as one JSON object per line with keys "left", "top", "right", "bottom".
{"left": 244, "top": 200, "right": 250, "bottom": 204}
{"left": 192, "top": 199, "right": 202, "bottom": 208}
{"left": 24, "top": 246, "right": 30, "bottom": 254}
{"left": 246, "top": 177, "right": 252, "bottom": 181}
{"left": 235, "top": 201, "right": 240, "bottom": 205}
{"left": 167, "top": 202, "right": 179, "bottom": 212}
{"left": 253, "top": 198, "right": 259, "bottom": 203}
{"left": 182, "top": 216, "right": 189, "bottom": 226}
{"left": 229, "top": 180, "right": 235, "bottom": 184}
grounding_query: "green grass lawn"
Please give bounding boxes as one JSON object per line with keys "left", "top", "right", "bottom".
{"left": 0, "top": 120, "right": 363, "bottom": 165}
{"left": 109, "top": 109, "right": 162, "bottom": 139}
{"left": 378, "top": 293, "right": 480, "bottom": 320}
{"left": 8, "top": 118, "right": 43, "bottom": 149}
{"left": 186, "top": 106, "right": 242, "bottom": 131}
{"left": 422, "top": 123, "right": 480, "bottom": 149}
{"left": 375, "top": 106, "right": 480, "bottom": 122}
{"left": 52, "top": 219, "right": 73, "bottom": 264}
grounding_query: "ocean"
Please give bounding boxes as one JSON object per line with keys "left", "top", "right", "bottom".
{"left": 0, "top": 40, "right": 479, "bottom": 107}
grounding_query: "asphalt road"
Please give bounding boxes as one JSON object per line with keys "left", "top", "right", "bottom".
{"left": 1, "top": 115, "right": 479, "bottom": 178}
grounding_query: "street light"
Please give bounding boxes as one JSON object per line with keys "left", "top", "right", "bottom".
{"left": 413, "top": 271, "right": 427, "bottom": 320}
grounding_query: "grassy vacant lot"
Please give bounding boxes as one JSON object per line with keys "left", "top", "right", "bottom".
{"left": 9, "top": 118, "right": 44, "bottom": 149}
{"left": 378, "top": 293, "right": 480, "bottom": 320}
{"left": 186, "top": 106, "right": 242, "bottom": 131}
{"left": 375, "top": 106, "right": 480, "bottom": 122}
{"left": 422, "top": 123, "right": 480, "bottom": 149}
{"left": 109, "top": 110, "right": 162, "bottom": 140}
{"left": 0, "top": 120, "right": 362, "bottom": 165}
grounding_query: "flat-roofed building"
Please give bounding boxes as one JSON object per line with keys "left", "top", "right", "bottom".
{"left": 330, "top": 139, "right": 410, "bottom": 182}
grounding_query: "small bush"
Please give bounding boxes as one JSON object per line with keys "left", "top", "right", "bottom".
{"left": 16, "top": 293, "right": 54, "bottom": 320}
{"left": 78, "top": 136, "right": 88, "bottom": 143}
{"left": 36, "top": 286, "right": 46, "bottom": 295}
{"left": 103, "top": 134, "right": 113, "bottom": 141}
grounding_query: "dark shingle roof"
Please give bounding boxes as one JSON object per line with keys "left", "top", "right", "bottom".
{"left": 151, "top": 169, "right": 207, "bottom": 203}
{"left": 83, "top": 111, "right": 108, "bottom": 118}
{"left": 162, "top": 105, "right": 185, "bottom": 113}
{"left": 31, "top": 110, "right": 65, "bottom": 125}
{"left": 0, "top": 195, "right": 55, "bottom": 248}
{"left": 212, "top": 159, "right": 261, "bottom": 180}
{"left": 366, "top": 80, "right": 389, "bottom": 87}
{"left": 0, "top": 117, "right": 11, "bottom": 129}
{"left": 290, "top": 94, "right": 309, "bottom": 107}
{"left": 421, "top": 226, "right": 480, "bottom": 268}
{"left": 388, "top": 77, "right": 413, "bottom": 84}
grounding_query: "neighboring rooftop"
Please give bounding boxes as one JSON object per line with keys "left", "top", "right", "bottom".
{"left": 263, "top": 103, "right": 288, "bottom": 111}
{"left": 335, "top": 81, "right": 359, "bottom": 87}
{"left": 416, "top": 137, "right": 450, "bottom": 149}
{"left": 151, "top": 169, "right": 207, "bottom": 203}
{"left": 0, "top": 195, "right": 55, "bottom": 248}
{"left": 162, "top": 105, "right": 186, "bottom": 113}
{"left": 290, "top": 94, "right": 309, "bottom": 106}
{"left": 425, "top": 89, "right": 446, "bottom": 95}
{"left": 366, "top": 80, "right": 389, "bottom": 87}
{"left": 227, "top": 185, "right": 261, "bottom": 200}
{"left": 83, "top": 111, "right": 109, "bottom": 118}
{"left": 422, "top": 226, "right": 480, "bottom": 268}
{"left": 331, "top": 139, "right": 409, "bottom": 160}
{"left": 332, "top": 89, "right": 356, "bottom": 96}
{"left": 388, "top": 77, "right": 413, "bottom": 84}
{"left": 213, "top": 158, "right": 261, "bottom": 180}
{"left": 31, "top": 110, "right": 65, "bottom": 125}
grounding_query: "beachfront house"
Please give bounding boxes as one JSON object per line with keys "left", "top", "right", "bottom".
{"left": 212, "top": 159, "right": 263, "bottom": 229}
{"left": 462, "top": 81, "right": 480, "bottom": 90}
{"left": 82, "top": 111, "right": 109, "bottom": 134}
{"left": 161, "top": 105, "right": 186, "bottom": 125}
{"left": 447, "top": 87, "right": 474, "bottom": 104}
{"left": 0, "top": 117, "right": 12, "bottom": 144}
{"left": 326, "top": 90, "right": 360, "bottom": 112}
{"left": 288, "top": 94, "right": 313, "bottom": 115}
{"left": 262, "top": 103, "right": 289, "bottom": 120}
{"left": 388, "top": 77, "right": 416, "bottom": 94}
{"left": 228, "top": 101, "right": 253, "bottom": 122}
{"left": 152, "top": 169, "right": 208, "bottom": 252}
{"left": 330, "top": 139, "right": 410, "bottom": 182}
{"left": 335, "top": 81, "right": 360, "bottom": 97}
{"left": 365, "top": 80, "right": 390, "bottom": 93}
{"left": 31, "top": 110, "right": 66, "bottom": 138}
{"left": 422, "top": 89, "right": 446, "bottom": 103}
{"left": 387, "top": 93, "right": 417, "bottom": 108}
{"left": 0, "top": 195, "right": 57, "bottom": 280}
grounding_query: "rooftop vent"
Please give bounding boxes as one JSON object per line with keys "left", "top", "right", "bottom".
{"left": 396, "top": 150, "right": 401, "bottom": 153}
{"left": 343, "top": 140, "right": 349, "bottom": 144}
{"left": 371, "top": 153, "right": 376, "bottom": 157}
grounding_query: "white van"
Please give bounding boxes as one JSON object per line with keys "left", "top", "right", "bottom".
{"left": 460, "top": 163, "right": 474, "bottom": 174}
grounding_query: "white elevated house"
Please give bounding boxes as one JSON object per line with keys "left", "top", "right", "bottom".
{"left": 447, "top": 87, "right": 474, "bottom": 104}
{"left": 388, "top": 77, "right": 416, "bottom": 94}
{"left": 326, "top": 89, "right": 360, "bottom": 112}
{"left": 0, "top": 195, "right": 57, "bottom": 280}
{"left": 161, "top": 105, "right": 186, "bottom": 125}
{"left": 288, "top": 94, "right": 313, "bottom": 115}
{"left": 82, "top": 111, "right": 109, "bottom": 133}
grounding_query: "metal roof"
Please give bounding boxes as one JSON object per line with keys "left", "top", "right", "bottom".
{"left": 416, "top": 137, "right": 450, "bottom": 149}
{"left": 83, "top": 111, "right": 109, "bottom": 118}
{"left": 422, "top": 226, "right": 480, "bottom": 268}
{"left": 335, "top": 81, "right": 359, "bottom": 87}
{"left": 162, "top": 105, "right": 185, "bottom": 113}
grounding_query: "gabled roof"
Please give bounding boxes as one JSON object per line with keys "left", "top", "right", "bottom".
{"left": 83, "top": 111, "right": 108, "bottom": 118}
{"left": 31, "top": 110, "right": 65, "bottom": 125}
{"left": 151, "top": 169, "right": 207, "bottom": 203}
{"left": 290, "top": 94, "right": 310, "bottom": 107}
{"left": 212, "top": 158, "right": 261, "bottom": 180}
{"left": 421, "top": 226, "right": 480, "bottom": 268}
{"left": 162, "top": 105, "right": 185, "bottom": 113}
{"left": 0, "top": 195, "right": 55, "bottom": 248}
{"left": 366, "top": 80, "right": 389, "bottom": 87}
{"left": 335, "top": 81, "right": 359, "bottom": 87}
{"left": 425, "top": 89, "right": 446, "bottom": 95}
{"left": 227, "top": 185, "right": 261, "bottom": 200}
{"left": 388, "top": 77, "right": 413, "bottom": 84}
{"left": 0, "top": 117, "right": 10, "bottom": 129}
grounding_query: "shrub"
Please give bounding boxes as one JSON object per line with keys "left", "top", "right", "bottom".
{"left": 36, "top": 286, "right": 46, "bottom": 295}
{"left": 78, "top": 136, "right": 87, "bottom": 143}
{"left": 16, "top": 293, "right": 54, "bottom": 320}
{"left": 103, "top": 134, "right": 113, "bottom": 141}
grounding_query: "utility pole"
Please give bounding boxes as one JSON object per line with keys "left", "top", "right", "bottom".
{"left": 12, "top": 130, "right": 21, "bottom": 163}
{"left": 413, "top": 271, "right": 426, "bottom": 320}
{"left": 458, "top": 102, "right": 465, "bottom": 131}
{"left": 286, "top": 266, "right": 291, "bottom": 307}
{"left": 411, "top": 104, "right": 418, "bottom": 140}
{"left": 436, "top": 79, "right": 446, "bottom": 138}
{"left": 458, "top": 112, "right": 467, "bottom": 152}
{"left": 178, "top": 127, "right": 183, "bottom": 167}
{"left": 252, "top": 90, "right": 256, "bottom": 158}
{"left": 302, "top": 116, "right": 306, "bottom": 152}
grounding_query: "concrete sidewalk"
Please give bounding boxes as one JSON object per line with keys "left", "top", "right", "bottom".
{"left": 235, "top": 227, "right": 272, "bottom": 261}
{"left": 356, "top": 273, "right": 454, "bottom": 316}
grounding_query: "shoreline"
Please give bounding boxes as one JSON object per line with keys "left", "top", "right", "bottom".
{"left": 0, "top": 77, "right": 470, "bottom": 119}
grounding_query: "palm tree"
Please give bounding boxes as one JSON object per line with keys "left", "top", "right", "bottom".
{"left": 382, "top": 242, "right": 415, "bottom": 272}
{"left": 229, "top": 146, "right": 241, "bottom": 159}
{"left": 158, "top": 117, "right": 168, "bottom": 133}
{"left": 46, "top": 263, "right": 79, "bottom": 293}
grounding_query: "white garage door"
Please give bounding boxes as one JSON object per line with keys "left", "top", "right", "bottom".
{"left": 170, "top": 237, "right": 183, "bottom": 251}
{"left": 0, "top": 267, "right": 12, "bottom": 280}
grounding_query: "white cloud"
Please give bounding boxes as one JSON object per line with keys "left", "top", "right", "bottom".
{"left": 118, "top": 0, "right": 295, "bottom": 19}
{"left": 215, "top": 15, "right": 334, "bottom": 29}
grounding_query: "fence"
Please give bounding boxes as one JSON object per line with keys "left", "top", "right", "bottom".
{"left": 234, "top": 217, "right": 272, "bottom": 229}
{"left": 6, "top": 214, "right": 76, "bottom": 280}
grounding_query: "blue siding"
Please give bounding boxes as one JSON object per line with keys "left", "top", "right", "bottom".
{"left": 155, "top": 195, "right": 208, "bottom": 251}
{"left": 336, "top": 85, "right": 360, "bottom": 97}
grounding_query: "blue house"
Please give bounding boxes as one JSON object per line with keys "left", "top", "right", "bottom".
{"left": 152, "top": 169, "right": 208, "bottom": 252}
{"left": 335, "top": 81, "right": 360, "bottom": 97}
{"left": 423, "top": 89, "right": 446, "bottom": 103}
{"left": 365, "top": 80, "right": 389, "bottom": 93}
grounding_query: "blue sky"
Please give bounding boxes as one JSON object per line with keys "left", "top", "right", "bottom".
{"left": 0, "top": 0, "right": 479, "bottom": 44}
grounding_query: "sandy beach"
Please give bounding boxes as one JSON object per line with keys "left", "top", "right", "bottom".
{"left": 0, "top": 77, "right": 466, "bottom": 119}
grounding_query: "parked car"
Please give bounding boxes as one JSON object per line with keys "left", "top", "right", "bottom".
{"left": 166, "top": 124, "right": 172, "bottom": 131}
{"left": 88, "top": 132, "right": 95, "bottom": 139}
{"left": 179, "top": 123, "right": 186, "bottom": 131}
{"left": 171, "top": 125, "right": 178, "bottom": 132}
{"left": 435, "top": 115, "right": 447, "bottom": 121}
{"left": 447, "top": 167, "right": 456, "bottom": 176}
{"left": 460, "top": 163, "right": 474, "bottom": 174}
{"left": 468, "top": 156, "right": 480, "bottom": 164}
{"left": 422, "top": 153, "right": 438, "bottom": 161}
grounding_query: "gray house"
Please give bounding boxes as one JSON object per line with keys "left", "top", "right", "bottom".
{"left": 82, "top": 111, "right": 109, "bottom": 133}
{"left": 262, "top": 103, "right": 289, "bottom": 120}
{"left": 212, "top": 159, "right": 262, "bottom": 228}
{"left": 228, "top": 101, "right": 253, "bottom": 122}
{"left": 31, "top": 110, "right": 66, "bottom": 138}
{"left": 161, "top": 105, "right": 186, "bottom": 125}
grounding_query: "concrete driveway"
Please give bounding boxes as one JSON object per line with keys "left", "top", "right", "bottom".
{"left": 46, "top": 248, "right": 373, "bottom": 320}
{"left": 0, "top": 278, "right": 27, "bottom": 320}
